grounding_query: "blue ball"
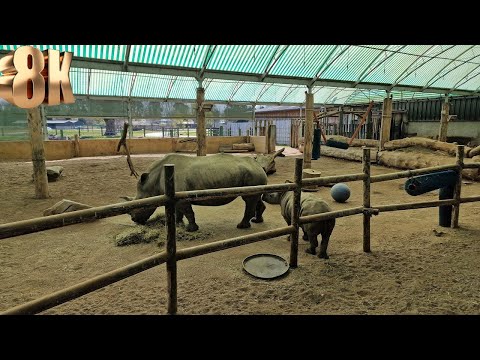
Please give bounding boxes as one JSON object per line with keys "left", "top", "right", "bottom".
{"left": 331, "top": 183, "right": 351, "bottom": 203}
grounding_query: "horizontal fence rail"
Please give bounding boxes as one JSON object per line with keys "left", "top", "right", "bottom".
{"left": 373, "top": 199, "right": 457, "bottom": 212}
{"left": 1, "top": 145, "right": 479, "bottom": 315}
{"left": 463, "top": 163, "right": 480, "bottom": 169}
{"left": 299, "top": 207, "right": 364, "bottom": 224}
{"left": 302, "top": 173, "right": 366, "bottom": 186}
{"left": 0, "top": 196, "right": 168, "bottom": 240}
{"left": 0, "top": 183, "right": 297, "bottom": 240}
{"left": 176, "top": 183, "right": 297, "bottom": 202}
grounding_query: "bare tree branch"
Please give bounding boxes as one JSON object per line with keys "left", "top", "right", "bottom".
{"left": 117, "top": 122, "right": 139, "bottom": 178}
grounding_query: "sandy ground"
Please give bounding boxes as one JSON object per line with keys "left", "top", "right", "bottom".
{"left": 0, "top": 148, "right": 479, "bottom": 315}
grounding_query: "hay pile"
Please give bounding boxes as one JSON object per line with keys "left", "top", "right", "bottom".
{"left": 115, "top": 215, "right": 213, "bottom": 246}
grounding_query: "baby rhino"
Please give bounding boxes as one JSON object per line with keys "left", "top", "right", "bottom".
{"left": 263, "top": 189, "right": 335, "bottom": 259}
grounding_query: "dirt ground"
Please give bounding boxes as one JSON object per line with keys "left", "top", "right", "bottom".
{"left": 1, "top": 148, "right": 479, "bottom": 315}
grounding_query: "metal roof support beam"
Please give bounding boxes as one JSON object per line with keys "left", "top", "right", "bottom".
{"left": 128, "top": 73, "right": 137, "bottom": 100}
{"left": 228, "top": 81, "right": 244, "bottom": 102}
{"left": 165, "top": 76, "right": 178, "bottom": 100}
{"left": 74, "top": 94, "right": 306, "bottom": 107}
{"left": 64, "top": 57, "right": 477, "bottom": 96}
{"left": 309, "top": 45, "right": 349, "bottom": 87}
{"left": 123, "top": 45, "right": 131, "bottom": 72}
{"left": 198, "top": 45, "right": 217, "bottom": 79}
{"left": 279, "top": 84, "right": 298, "bottom": 103}
{"left": 390, "top": 45, "right": 455, "bottom": 89}
{"left": 449, "top": 62, "right": 480, "bottom": 92}
{"left": 353, "top": 45, "right": 407, "bottom": 86}
{"left": 255, "top": 83, "right": 273, "bottom": 103}
{"left": 324, "top": 87, "right": 343, "bottom": 104}
{"left": 260, "top": 45, "right": 289, "bottom": 81}
{"left": 421, "top": 45, "right": 476, "bottom": 90}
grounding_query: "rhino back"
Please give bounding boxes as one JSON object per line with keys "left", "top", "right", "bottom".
{"left": 143, "top": 154, "right": 266, "bottom": 195}
{"left": 299, "top": 194, "right": 332, "bottom": 216}
{"left": 279, "top": 192, "right": 332, "bottom": 220}
{"left": 184, "top": 154, "right": 267, "bottom": 190}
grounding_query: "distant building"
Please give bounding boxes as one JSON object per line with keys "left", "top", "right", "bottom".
{"left": 46, "top": 119, "right": 86, "bottom": 129}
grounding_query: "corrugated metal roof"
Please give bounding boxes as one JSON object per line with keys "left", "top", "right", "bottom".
{"left": 1, "top": 44, "right": 480, "bottom": 105}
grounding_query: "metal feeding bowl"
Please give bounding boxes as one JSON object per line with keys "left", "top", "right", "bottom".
{"left": 242, "top": 254, "right": 289, "bottom": 280}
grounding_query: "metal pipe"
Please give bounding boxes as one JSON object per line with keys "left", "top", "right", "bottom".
{"left": 370, "top": 164, "right": 459, "bottom": 183}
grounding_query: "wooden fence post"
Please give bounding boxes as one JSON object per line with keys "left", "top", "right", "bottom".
{"left": 290, "top": 158, "right": 303, "bottom": 268}
{"left": 362, "top": 147, "right": 371, "bottom": 252}
{"left": 452, "top": 145, "right": 464, "bottom": 228}
{"left": 164, "top": 164, "right": 177, "bottom": 314}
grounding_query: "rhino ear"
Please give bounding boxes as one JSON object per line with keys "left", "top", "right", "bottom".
{"left": 140, "top": 172, "right": 149, "bottom": 185}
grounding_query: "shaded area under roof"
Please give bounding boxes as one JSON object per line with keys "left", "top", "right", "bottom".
{"left": 1, "top": 45, "right": 479, "bottom": 105}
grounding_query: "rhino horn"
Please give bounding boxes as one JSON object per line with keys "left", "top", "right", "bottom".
{"left": 273, "top": 147, "right": 285, "bottom": 158}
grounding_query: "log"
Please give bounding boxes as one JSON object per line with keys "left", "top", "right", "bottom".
{"left": 232, "top": 143, "right": 255, "bottom": 151}
{"left": 383, "top": 137, "right": 472, "bottom": 157}
{"left": 377, "top": 150, "right": 479, "bottom": 181}
{"left": 468, "top": 145, "right": 480, "bottom": 158}
{"left": 46, "top": 166, "right": 64, "bottom": 182}
{"left": 43, "top": 199, "right": 92, "bottom": 216}
{"left": 326, "top": 135, "right": 378, "bottom": 148}
{"left": 302, "top": 169, "right": 321, "bottom": 192}
{"left": 320, "top": 145, "right": 378, "bottom": 163}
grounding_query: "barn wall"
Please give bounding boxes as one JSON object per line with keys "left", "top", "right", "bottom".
{"left": 406, "top": 121, "right": 480, "bottom": 146}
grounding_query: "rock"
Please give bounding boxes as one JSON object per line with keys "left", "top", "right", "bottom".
{"left": 43, "top": 199, "right": 92, "bottom": 216}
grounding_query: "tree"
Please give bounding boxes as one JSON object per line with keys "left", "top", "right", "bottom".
{"left": 104, "top": 118, "right": 116, "bottom": 136}
{"left": 224, "top": 104, "right": 252, "bottom": 118}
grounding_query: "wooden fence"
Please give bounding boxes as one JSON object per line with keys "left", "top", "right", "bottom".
{"left": 0, "top": 145, "right": 479, "bottom": 315}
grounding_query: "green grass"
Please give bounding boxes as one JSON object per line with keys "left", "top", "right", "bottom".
{"left": 0, "top": 127, "right": 218, "bottom": 141}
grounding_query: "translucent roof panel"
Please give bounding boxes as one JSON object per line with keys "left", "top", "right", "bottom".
{"left": 321, "top": 46, "right": 384, "bottom": 82}
{"left": 87, "top": 70, "right": 134, "bottom": 97}
{"left": 129, "top": 45, "right": 208, "bottom": 68}
{"left": 206, "top": 45, "right": 278, "bottom": 74}
{"left": 268, "top": 45, "right": 340, "bottom": 78}
{"left": 2, "top": 44, "right": 480, "bottom": 105}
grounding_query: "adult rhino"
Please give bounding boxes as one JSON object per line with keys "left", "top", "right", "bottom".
{"left": 123, "top": 148, "right": 285, "bottom": 231}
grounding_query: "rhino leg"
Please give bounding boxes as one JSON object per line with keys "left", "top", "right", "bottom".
{"left": 318, "top": 234, "right": 330, "bottom": 259}
{"left": 237, "top": 195, "right": 260, "bottom": 229}
{"left": 318, "top": 219, "right": 335, "bottom": 259}
{"left": 305, "top": 230, "right": 319, "bottom": 255}
{"left": 302, "top": 230, "right": 308, "bottom": 241}
{"left": 251, "top": 199, "right": 266, "bottom": 223}
{"left": 178, "top": 202, "right": 199, "bottom": 232}
{"left": 175, "top": 208, "right": 184, "bottom": 226}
